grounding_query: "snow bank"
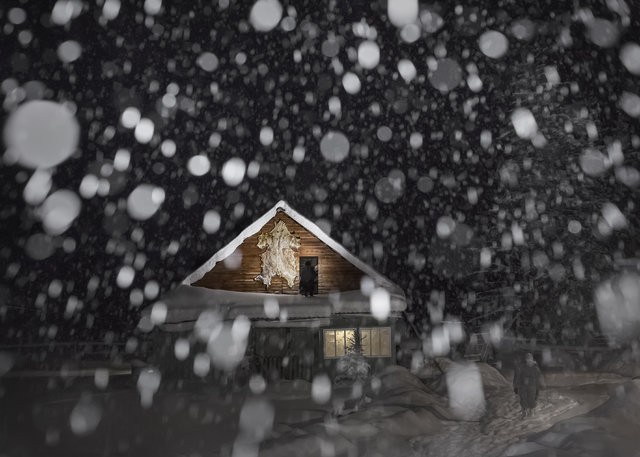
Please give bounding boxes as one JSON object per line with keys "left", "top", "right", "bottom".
{"left": 378, "top": 365, "right": 436, "bottom": 393}
{"left": 264, "top": 379, "right": 311, "bottom": 400}
{"left": 153, "top": 286, "right": 406, "bottom": 324}
{"left": 501, "top": 380, "right": 640, "bottom": 457}
{"left": 593, "top": 379, "right": 640, "bottom": 425}
{"left": 424, "top": 358, "right": 510, "bottom": 388}
{"left": 476, "top": 362, "right": 511, "bottom": 388}
{"left": 542, "top": 371, "right": 627, "bottom": 387}
{"left": 259, "top": 366, "right": 457, "bottom": 456}
{"left": 373, "top": 366, "right": 453, "bottom": 418}
{"left": 600, "top": 348, "right": 640, "bottom": 377}
{"left": 540, "top": 348, "right": 581, "bottom": 370}
{"left": 365, "top": 407, "right": 443, "bottom": 437}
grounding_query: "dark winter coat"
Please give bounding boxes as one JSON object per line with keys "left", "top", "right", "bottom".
{"left": 514, "top": 362, "right": 542, "bottom": 409}
{"left": 300, "top": 265, "right": 315, "bottom": 285}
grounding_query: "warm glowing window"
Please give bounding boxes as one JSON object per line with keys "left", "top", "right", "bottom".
{"left": 323, "top": 327, "right": 392, "bottom": 358}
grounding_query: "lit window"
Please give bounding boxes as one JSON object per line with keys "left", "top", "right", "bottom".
{"left": 322, "top": 327, "right": 391, "bottom": 358}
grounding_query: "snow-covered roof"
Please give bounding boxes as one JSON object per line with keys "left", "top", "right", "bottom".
{"left": 182, "top": 200, "right": 404, "bottom": 296}
{"left": 155, "top": 286, "right": 407, "bottom": 324}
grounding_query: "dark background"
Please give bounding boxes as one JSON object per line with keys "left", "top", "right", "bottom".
{"left": 1, "top": 0, "right": 639, "bottom": 345}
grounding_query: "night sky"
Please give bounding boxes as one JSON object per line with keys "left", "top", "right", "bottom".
{"left": 1, "top": 0, "right": 639, "bottom": 345}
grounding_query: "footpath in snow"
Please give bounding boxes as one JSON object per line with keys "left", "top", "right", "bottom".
{"left": 411, "top": 367, "right": 622, "bottom": 457}
{"left": 494, "top": 379, "right": 640, "bottom": 457}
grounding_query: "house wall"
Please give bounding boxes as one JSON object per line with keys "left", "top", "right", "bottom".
{"left": 250, "top": 326, "right": 318, "bottom": 381}
{"left": 145, "top": 316, "right": 401, "bottom": 383}
{"left": 248, "top": 316, "right": 399, "bottom": 381}
{"left": 194, "top": 213, "right": 365, "bottom": 294}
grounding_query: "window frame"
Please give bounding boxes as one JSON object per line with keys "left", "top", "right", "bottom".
{"left": 322, "top": 327, "right": 392, "bottom": 359}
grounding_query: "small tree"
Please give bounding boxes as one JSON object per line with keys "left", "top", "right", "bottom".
{"left": 335, "top": 328, "right": 371, "bottom": 383}
{"left": 349, "top": 327, "right": 364, "bottom": 356}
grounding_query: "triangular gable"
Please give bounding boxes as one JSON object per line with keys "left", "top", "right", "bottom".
{"left": 182, "top": 200, "right": 403, "bottom": 296}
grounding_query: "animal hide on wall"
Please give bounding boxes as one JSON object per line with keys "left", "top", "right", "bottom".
{"left": 255, "top": 220, "right": 300, "bottom": 288}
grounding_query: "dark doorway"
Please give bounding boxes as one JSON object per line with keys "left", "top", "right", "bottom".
{"left": 299, "top": 256, "right": 318, "bottom": 295}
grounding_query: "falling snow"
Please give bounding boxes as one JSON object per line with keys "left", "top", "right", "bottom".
{"left": 1, "top": 1, "right": 640, "bottom": 456}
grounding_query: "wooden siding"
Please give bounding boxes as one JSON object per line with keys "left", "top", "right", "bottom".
{"left": 194, "top": 213, "right": 365, "bottom": 294}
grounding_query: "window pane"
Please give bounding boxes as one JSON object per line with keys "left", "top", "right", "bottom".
{"left": 324, "top": 330, "right": 335, "bottom": 358}
{"left": 324, "top": 328, "right": 390, "bottom": 358}
{"left": 380, "top": 327, "right": 391, "bottom": 357}
{"left": 370, "top": 328, "right": 380, "bottom": 356}
{"left": 361, "top": 329, "right": 371, "bottom": 356}
{"left": 336, "top": 329, "right": 346, "bottom": 356}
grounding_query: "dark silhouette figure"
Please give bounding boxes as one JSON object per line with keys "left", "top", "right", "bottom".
{"left": 513, "top": 352, "right": 543, "bottom": 418}
{"left": 299, "top": 261, "right": 316, "bottom": 297}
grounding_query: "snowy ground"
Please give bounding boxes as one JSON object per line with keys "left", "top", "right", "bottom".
{"left": 0, "top": 364, "right": 637, "bottom": 456}
{"left": 411, "top": 378, "right": 612, "bottom": 457}
{"left": 498, "top": 379, "right": 640, "bottom": 457}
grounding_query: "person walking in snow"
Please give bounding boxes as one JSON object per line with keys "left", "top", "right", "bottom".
{"left": 513, "top": 352, "right": 542, "bottom": 418}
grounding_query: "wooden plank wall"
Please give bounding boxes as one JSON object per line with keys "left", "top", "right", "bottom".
{"left": 193, "top": 213, "right": 365, "bottom": 294}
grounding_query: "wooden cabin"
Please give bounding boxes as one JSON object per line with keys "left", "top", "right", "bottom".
{"left": 151, "top": 200, "right": 407, "bottom": 381}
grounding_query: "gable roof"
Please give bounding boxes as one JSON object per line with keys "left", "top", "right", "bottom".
{"left": 182, "top": 200, "right": 404, "bottom": 297}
